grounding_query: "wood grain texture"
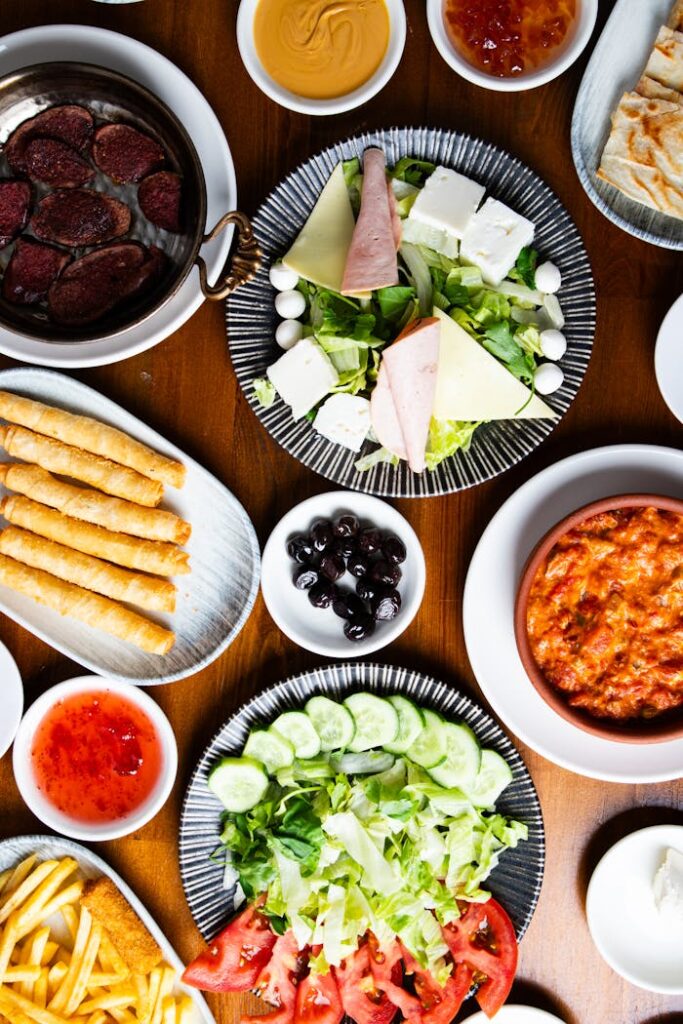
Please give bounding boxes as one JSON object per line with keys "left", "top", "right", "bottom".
{"left": 0, "top": 2, "right": 681, "bottom": 1023}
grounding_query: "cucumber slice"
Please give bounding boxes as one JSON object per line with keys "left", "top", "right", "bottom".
{"left": 383, "top": 696, "right": 425, "bottom": 754}
{"left": 305, "top": 696, "right": 355, "bottom": 751}
{"left": 407, "top": 709, "right": 448, "bottom": 768}
{"left": 344, "top": 693, "right": 399, "bottom": 752}
{"left": 464, "top": 749, "right": 513, "bottom": 807}
{"left": 331, "top": 751, "right": 395, "bottom": 775}
{"left": 271, "top": 711, "right": 321, "bottom": 759}
{"left": 427, "top": 722, "right": 481, "bottom": 791}
{"left": 208, "top": 756, "right": 268, "bottom": 813}
{"left": 243, "top": 729, "right": 294, "bottom": 774}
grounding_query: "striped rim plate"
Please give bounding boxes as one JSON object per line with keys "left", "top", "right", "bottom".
{"left": 179, "top": 662, "right": 545, "bottom": 946}
{"left": 226, "top": 126, "right": 595, "bottom": 497}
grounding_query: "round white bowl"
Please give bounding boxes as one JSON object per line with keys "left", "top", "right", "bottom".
{"left": 261, "top": 490, "right": 426, "bottom": 657}
{"left": 586, "top": 824, "right": 683, "bottom": 994}
{"left": 13, "top": 675, "right": 178, "bottom": 842}
{"left": 0, "top": 640, "right": 23, "bottom": 760}
{"left": 426, "top": 0, "right": 598, "bottom": 92}
{"left": 236, "top": 0, "right": 407, "bottom": 115}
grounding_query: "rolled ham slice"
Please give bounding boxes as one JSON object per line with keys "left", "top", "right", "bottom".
{"left": 370, "top": 362, "right": 407, "bottom": 460}
{"left": 380, "top": 317, "right": 440, "bottom": 474}
{"left": 342, "top": 148, "right": 399, "bottom": 294}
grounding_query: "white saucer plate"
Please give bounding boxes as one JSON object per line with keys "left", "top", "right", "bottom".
{"left": 586, "top": 825, "right": 683, "bottom": 993}
{"left": 463, "top": 444, "right": 683, "bottom": 783}
{"left": 261, "top": 491, "right": 425, "bottom": 658}
{"left": 464, "top": 1008, "right": 565, "bottom": 1024}
{"left": 0, "top": 24, "right": 236, "bottom": 368}
{"left": 0, "top": 638, "right": 23, "bottom": 758}
{"left": 655, "top": 293, "right": 683, "bottom": 423}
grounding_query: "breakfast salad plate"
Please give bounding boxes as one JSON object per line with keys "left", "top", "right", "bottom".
{"left": 463, "top": 443, "right": 683, "bottom": 783}
{"left": 0, "top": 368, "right": 259, "bottom": 685}
{"left": 227, "top": 126, "right": 596, "bottom": 497}
{"left": 0, "top": 834, "right": 215, "bottom": 1024}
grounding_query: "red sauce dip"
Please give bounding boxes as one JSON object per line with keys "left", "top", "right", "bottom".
{"left": 444, "top": 0, "right": 577, "bottom": 78}
{"left": 526, "top": 507, "right": 683, "bottom": 721}
{"left": 31, "top": 690, "right": 163, "bottom": 824}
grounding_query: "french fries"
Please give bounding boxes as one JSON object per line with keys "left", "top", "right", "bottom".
{"left": 0, "top": 855, "right": 195, "bottom": 1024}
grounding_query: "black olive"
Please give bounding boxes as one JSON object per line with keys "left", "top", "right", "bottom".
{"left": 319, "top": 552, "right": 346, "bottom": 582}
{"left": 309, "top": 518, "right": 334, "bottom": 552}
{"left": 358, "top": 527, "right": 382, "bottom": 555}
{"left": 293, "top": 566, "right": 319, "bottom": 590}
{"left": 369, "top": 559, "right": 402, "bottom": 587}
{"left": 287, "top": 534, "right": 315, "bottom": 564}
{"left": 372, "top": 588, "right": 402, "bottom": 621}
{"left": 337, "top": 536, "right": 357, "bottom": 559}
{"left": 333, "top": 514, "right": 360, "bottom": 538}
{"left": 332, "top": 590, "right": 366, "bottom": 620}
{"left": 348, "top": 552, "right": 370, "bottom": 578}
{"left": 344, "top": 613, "right": 376, "bottom": 642}
{"left": 308, "top": 580, "right": 336, "bottom": 609}
{"left": 356, "top": 578, "right": 378, "bottom": 603}
{"left": 382, "top": 534, "right": 407, "bottom": 565}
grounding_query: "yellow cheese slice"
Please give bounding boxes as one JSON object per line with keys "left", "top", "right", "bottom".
{"left": 282, "top": 163, "right": 356, "bottom": 293}
{"left": 432, "top": 307, "right": 557, "bottom": 421}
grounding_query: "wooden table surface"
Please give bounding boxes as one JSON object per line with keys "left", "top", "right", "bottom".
{"left": 0, "top": 1, "right": 682, "bottom": 1022}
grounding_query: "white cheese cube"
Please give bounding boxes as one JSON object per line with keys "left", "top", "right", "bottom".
{"left": 460, "top": 198, "right": 535, "bottom": 286}
{"left": 409, "top": 166, "right": 485, "bottom": 240}
{"left": 313, "top": 393, "right": 371, "bottom": 451}
{"left": 267, "top": 338, "right": 338, "bottom": 420}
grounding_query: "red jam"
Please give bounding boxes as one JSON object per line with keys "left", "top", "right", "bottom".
{"left": 444, "top": 0, "right": 577, "bottom": 78}
{"left": 31, "top": 690, "right": 163, "bottom": 824}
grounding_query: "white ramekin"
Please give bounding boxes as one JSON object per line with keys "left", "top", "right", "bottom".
{"left": 427, "top": 0, "right": 598, "bottom": 92}
{"left": 13, "top": 675, "right": 177, "bottom": 842}
{"left": 236, "top": 0, "right": 407, "bottom": 115}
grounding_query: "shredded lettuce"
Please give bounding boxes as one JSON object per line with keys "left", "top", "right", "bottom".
{"left": 354, "top": 447, "right": 400, "bottom": 473}
{"left": 425, "top": 419, "right": 481, "bottom": 471}
{"left": 399, "top": 242, "right": 433, "bottom": 316}
{"left": 253, "top": 378, "right": 276, "bottom": 408}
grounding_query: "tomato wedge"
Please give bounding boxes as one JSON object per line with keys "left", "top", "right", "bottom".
{"left": 294, "top": 970, "right": 344, "bottom": 1024}
{"left": 333, "top": 945, "right": 396, "bottom": 1024}
{"left": 367, "top": 937, "right": 421, "bottom": 1018}
{"left": 182, "top": 901, "right": 277, "bottom": 993}
{"left": 400, "top": 945, "right": 471, "bottom": 1024}
{"left": 244, "top": 931, "right": 306, "bottom": 1024}
{"left": 442, "top": 899, "right": 518, "bottom": 1018}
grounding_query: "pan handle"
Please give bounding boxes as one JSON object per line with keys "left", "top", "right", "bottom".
{"left": 196, "top": 211, "right": 262, "bottom": 301}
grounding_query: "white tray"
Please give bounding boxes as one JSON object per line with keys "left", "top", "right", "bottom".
{"left": 0, "top": 369, "right": 260, "bottom": 685}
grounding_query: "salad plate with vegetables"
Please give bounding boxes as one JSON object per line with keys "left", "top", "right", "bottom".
{"left": 227, "top": 127, "right": 595, "bottom": 496}
{"left": 178, "top": 664, "right": 545, "bottom": 1021}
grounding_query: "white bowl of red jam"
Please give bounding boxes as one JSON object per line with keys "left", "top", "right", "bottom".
{"left": 427, "top": 0, "right": 598, "bottom": 92}
{"left": 236, "top": 0, "right": 407, "bottom": 116}
{"left": 13, "top": 676, "right": 178, "bottom": 841}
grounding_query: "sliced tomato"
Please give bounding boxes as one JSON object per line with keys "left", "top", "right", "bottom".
{"left": 243, "top": 931, "right": 307, "bottom": 1024}
{"left": 182, "top": 901, "right": 277, "bottom": 993}
{"left": 294, "top": 970, "right": 344, "bottom": 1024}
{"left": 400, "top": 944, "right": 471, "bottom": 1024}
{"left": 333, "top": 945, "right": 396, "bottom": 1024}
{"left": 443, "top": 899, "right": 518, "bottom": 1019}
{"left": 367, "top": 936, "right": 421, "bottom": 1018}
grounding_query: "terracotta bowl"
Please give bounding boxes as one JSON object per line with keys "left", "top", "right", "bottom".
{"left": 514, "top": 493, "right": 683, "bottom": 744}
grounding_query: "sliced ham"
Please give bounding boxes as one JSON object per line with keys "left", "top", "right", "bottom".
{"left": 341, "top": 148, "right": 398, "bottom": 294}
{"left": 381, "top": 317, "right": 440, "bottom": 474}
{"left": 370, "top": 361, "right": 407, "bottom": 460}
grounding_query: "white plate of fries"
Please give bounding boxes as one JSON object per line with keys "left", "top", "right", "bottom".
{"left": 0, "top": 368, "right": 260, "bottom": 685}
{"left": 0, "top": 837, "right": 214, "bottom": 1024}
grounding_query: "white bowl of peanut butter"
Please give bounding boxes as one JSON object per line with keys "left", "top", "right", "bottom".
{"left": 236, "top": 0, "right": 406, "bottom": 115}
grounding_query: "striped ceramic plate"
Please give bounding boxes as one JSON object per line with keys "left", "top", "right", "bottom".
{"left": 178, "top": 662, "right": 545, "bottom": 945}
{"left": 226, "top": 126, "right": 596, "bottom": 497}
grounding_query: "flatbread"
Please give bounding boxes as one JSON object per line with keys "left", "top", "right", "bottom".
{"left": 597, "top": 154, "right": 683, "bottom": 219}
{"left": 668, "top": 0, "right": 683, "bottom": 31}
{"left": 644, "top": 25, "right": 683, "bottom": 92}
{"left": 636, "top": 74, "right": 683, "bottom": 104}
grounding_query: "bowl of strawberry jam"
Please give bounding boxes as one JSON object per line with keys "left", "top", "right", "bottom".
{"left": 427, "top": 0, "right": 598, "bottom": 92}
{"left": 13, "top": 676, "right": 177, "bottom": 840}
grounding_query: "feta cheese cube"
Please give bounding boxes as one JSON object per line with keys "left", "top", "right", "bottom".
{"left": 267, "top": 337, "right": 338, "bottom": 420}
{"left": 409, "top": 167, "right": 485, "bottom": 240}
{"left": 460, "top": 198, "right": 535, "bottom": 286}
{"left": 313, "top": 393, "right": 371, "bottom": 451}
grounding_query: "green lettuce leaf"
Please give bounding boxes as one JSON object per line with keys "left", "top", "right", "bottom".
{"left": 425, "top": 419, "right": 481, "bottom": 471}
{"left": 253, "top": 378, "right": 276, "bottom": 408}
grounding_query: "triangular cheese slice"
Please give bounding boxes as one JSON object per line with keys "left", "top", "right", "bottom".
{"left": 432, "top": 308, "right": 557, "bottom": 421}
{"left": 282, "top": 163, "right": 355, "bottom": 293}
